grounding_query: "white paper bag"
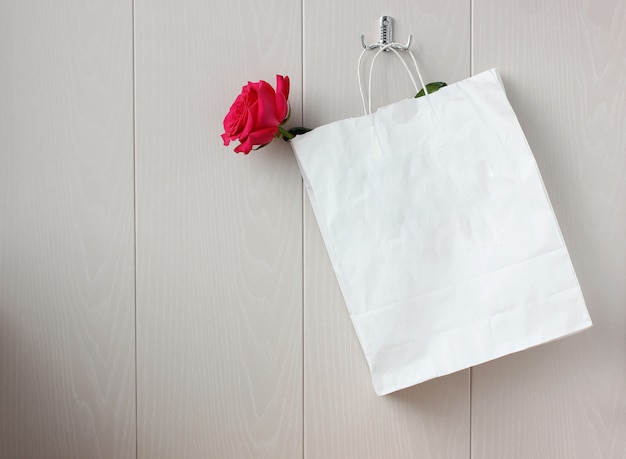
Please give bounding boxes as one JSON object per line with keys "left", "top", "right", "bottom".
{"left": 290, "top": 67, "right": 592, "bottom": 395}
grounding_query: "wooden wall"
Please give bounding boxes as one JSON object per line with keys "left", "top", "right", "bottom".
{"left": 1, "top": 0, "right": 624, "bottom": 458}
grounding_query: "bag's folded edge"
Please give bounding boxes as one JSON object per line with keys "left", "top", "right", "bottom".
{"left": 370, "top": 293, "right": 592, "bottom": 396}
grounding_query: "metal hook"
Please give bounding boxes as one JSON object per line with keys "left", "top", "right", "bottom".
{"left": 361, "top": 16, "right": 413, "bottom": 51}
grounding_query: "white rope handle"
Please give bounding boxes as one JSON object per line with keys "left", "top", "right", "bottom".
{"left": 358, "top": 44, "right": 430, "bottom": 115}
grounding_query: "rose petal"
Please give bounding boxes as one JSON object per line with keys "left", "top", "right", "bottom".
{"left": 255, "top": 80, "right": 281, "bottom": 128}
{"left": 239, "top": 99, "right": 258, "bottom": 141}
{"left": 223, "top": 91, "right": 251, "bottom": 141}
{"left": 276, "top": 93, "right": 289, "bottom": 123}
{"left": 234, "top": 139, "right": 253, "bottom": 154}
{"left": 276, "top": 75, "right": 290, "bottom": 99}
{"left": 275, "top": 75, "right": 290, "bottom": 121}
{"left": 247, "top": 125, "right": 279, "bottom": 147}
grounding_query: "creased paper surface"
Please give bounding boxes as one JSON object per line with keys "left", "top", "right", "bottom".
{"left": 291, "top": 69, "right": 591, "bottom": 395}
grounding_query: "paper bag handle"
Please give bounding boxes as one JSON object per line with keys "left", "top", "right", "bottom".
{"left": 358, "top": 44, "right": 429, "bottom": 115}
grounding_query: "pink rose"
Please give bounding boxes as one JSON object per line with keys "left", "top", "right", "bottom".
{"left": 221, "top": 75, "right": 290, "bottom": 154}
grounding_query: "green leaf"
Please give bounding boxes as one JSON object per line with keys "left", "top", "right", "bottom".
{"left": 415, "top": 82, "right": 447, "bottom": 98}
{"left": 288, "top": 127, "right": 312, "bottom": 136}
{"left": 281, "top": 126, "right": 312, "bottom": 142}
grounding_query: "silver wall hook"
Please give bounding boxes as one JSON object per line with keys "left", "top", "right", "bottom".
{"left": 361, "top": 16, "right": 413, "bottom": 51}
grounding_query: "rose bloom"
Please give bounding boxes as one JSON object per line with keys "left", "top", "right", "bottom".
{"left": 221, "top": 75, "right": 290, "bottom": 154}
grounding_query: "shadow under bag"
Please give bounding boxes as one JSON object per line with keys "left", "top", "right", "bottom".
{"left": 290, "top": 60, "right": 592, "bottom": 395}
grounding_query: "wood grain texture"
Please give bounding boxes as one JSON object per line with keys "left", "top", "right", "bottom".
{"left": 0, "top": 1, "right": 136, "bottom": 458}
{"left": 4, "top": 1, "right": 624, "bottom": 457}
{"left": 134, "top": 0, "right": 303, "bottom": 457}
{"left": 302, "top": 1, "right": 471, "bottom": 457}
{"left": 471, "top": 1, "right": 626, "bottom": 458}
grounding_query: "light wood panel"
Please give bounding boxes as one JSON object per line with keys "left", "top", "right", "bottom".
{"left": 471, "top": 1, "right": 626, "bottom": 458}
{"left": 134, "top": 0, "right": 303, "bottom": 458}
{"left": 302, "top": 1, "right": 471, "bottom": 457}
{"left": 4, "top": 1, "right": 622, "bottom": 457}
{"left": 0, "top": 1, "right": 136, "bottom": 458}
